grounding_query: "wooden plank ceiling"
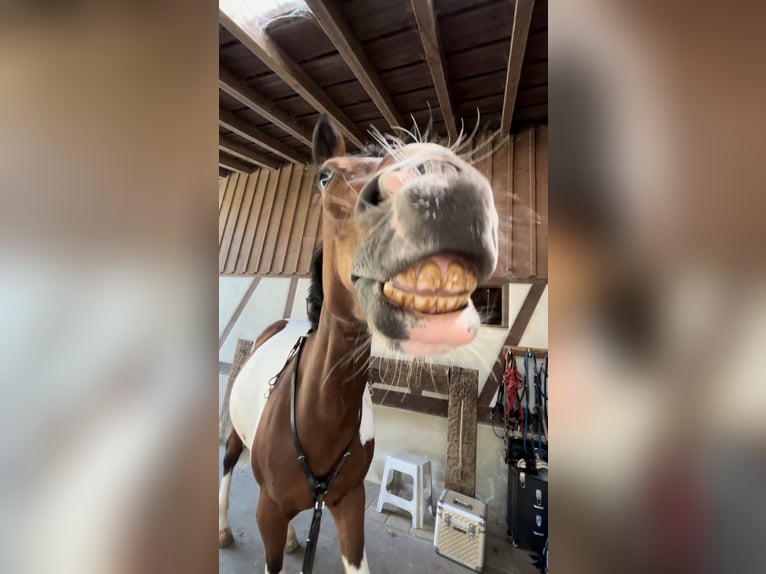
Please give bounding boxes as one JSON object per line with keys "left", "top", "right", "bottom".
{"left": 219, "top": 0, "right": 547, "bottom": 173}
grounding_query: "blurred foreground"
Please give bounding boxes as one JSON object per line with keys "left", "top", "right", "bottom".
{"left": 550, "top": 1, "right": 766, "bottom": 573}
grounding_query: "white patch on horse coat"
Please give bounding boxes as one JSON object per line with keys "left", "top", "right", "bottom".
{"left": 218, "top": 471, "right": 232, "bottom": 531}
{"left": 229, "top": 319, "right": 312, "bottom": 453}
{"left": 342, "top": 549, "right": 370, "bottom": 574}
{"left": 359, "top": 385, "right": 374, "bottom": 445}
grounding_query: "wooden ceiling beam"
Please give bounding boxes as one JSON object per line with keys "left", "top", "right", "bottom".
{"left": 219, "top": 153, "right": 257, "bottom": 175}
{"left": 411, "top": 0, "right": 457, "bottom": 141}
{"left": 219, "top": 109, "right": 307, "bottom": 165}
{"left": 305, "top": 0, "right": 404, "bottom": 130}
{"left": 219, "top": 136, "right": 280, "bottom": 171}
{"left": 501, "top": 0, "right": 535, "bottom": 134}
{"left": 219, "top": 67, "right": 312, "bottom": 147}
{"left": 219, "top": 9, "right": 365, "bottom": 149}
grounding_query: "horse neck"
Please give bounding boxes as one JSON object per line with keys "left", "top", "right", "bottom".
{"left": 298, "top": 306, "right": 370, "bottom": 430}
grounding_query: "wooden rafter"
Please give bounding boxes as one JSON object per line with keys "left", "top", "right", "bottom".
{"left": 219, "top": 153, "right": 256, "bottom": 174}
{"left": 219, "top": 136, "right": 279, "bottom": 171}
{"left": 411, "top": 0, "right": 457, "bottom": 141}
{"left": 501, "top": 0, "right": 535, "bottom": 133}
{"left": 219, "top": 67, "right": 312, "bottom": 147}
{"left": 219, "top": 9, "right": 365, "bottom": 149}
{"left": 219, "top": 109, "right": 307, "bottom": 165}
{"left": 304, "top": 0, "right": 404, "bottom": 129}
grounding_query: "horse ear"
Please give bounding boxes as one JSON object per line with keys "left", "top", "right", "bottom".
{"left": 312, "top": 114, "right": 345, "bottom": 164}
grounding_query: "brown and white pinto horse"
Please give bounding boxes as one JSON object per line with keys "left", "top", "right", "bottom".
{"left": 219, "top": 115, "right": 499, "bottom": 574}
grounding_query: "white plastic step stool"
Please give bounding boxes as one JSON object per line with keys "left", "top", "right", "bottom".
{"left": 376, "top": 453, "right": 434, "bottom": 530}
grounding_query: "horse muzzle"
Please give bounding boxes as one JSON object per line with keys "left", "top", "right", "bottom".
{"left": 351, "top": 153, "right": 499, "bottom": 356}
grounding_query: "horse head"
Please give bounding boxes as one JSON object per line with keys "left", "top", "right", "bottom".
{"left": 312, "top": 115, "right": 498, "bottom": 356}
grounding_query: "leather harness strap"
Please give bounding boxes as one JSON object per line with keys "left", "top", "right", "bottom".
{"left": 287, "top": 335, "right": 362, "bottom": 574}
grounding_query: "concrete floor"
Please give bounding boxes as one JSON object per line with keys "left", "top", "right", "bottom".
{"left": 219, "top": 451, "right": 539, "bottom": 574}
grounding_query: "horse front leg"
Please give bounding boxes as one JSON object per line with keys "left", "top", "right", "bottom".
{"left": 256, "top": 493, "right": 290, "bottom": 574}
{"left": 328, "top": 484, "right": 370, "bottom": 574}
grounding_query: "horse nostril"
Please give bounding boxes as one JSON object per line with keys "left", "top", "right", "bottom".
{"left": 358, "top": 177, "right": 384, "bottom": 212}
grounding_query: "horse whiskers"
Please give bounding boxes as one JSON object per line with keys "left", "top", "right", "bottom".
{"left": 462, "top": 345, "right": 496, "bottom": 377}
{"left": 449, "top": 117, "right": 466, "bottom": 149}
{"left": 423, "top": 104, "right": 434, "bottom": 142}
{"left": 460, "top": 127, "right": 508, "bottom": 165}
{"left": 346, "top": 354, "right": 374, "bottom": 386}
{"left": 410, "top": 114, "right": 422, "bottom": 144}
{"left": 428, "top": 362, "right": 437, "bottom": 394}
{"left": 485, "top": 354, "right": 504, "bottom": 386}
{"left": 368, "top": 127, "right": 407, "bottom": 158}
{"left": 467, "top": 134, "right": 510, "bottom": 166}
{"left": 369, "top": 114, "right": 510, "bottom": 171}
{"left": 451, "top": 109, "right": 483, "bottom": 155}
{"left": 318, "top": 339, "right": 371, "bottom": 390}
{"left": 390, "top": 125, "right": 424, "bottom": 145}
{"left": 370, "top": 121, "right": 443, "bottom": 150}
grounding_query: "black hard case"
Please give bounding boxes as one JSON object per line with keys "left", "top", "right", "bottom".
{"left": 507, "top": 464, "right": 548, "bottom": 553}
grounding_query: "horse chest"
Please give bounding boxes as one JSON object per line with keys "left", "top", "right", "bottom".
{"left": 251, "top": 377, "right": 375, "bottom": 508}
{"left": 229, "top": 317, "right": 377, "bottom": 513}
{"left": 254, "top": 428, "right": 374, "bottom": 511}
{"left": 228, "top": 319, "right": 312, "bottom": 452}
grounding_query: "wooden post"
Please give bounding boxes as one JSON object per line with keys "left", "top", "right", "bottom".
{"left": 219, "top": 338, "right": 254, "bottom": 443}
{"left": 445, "top": 366, "right": 479, "bottom": 496}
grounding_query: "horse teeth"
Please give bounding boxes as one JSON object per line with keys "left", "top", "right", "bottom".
{"left": 387, "top": 286, "right": 405, "bottom": 306}
{"left": 444, "top": 262, "right": 466, "bottom": 293}
{"left": 417, "top": 261, "right": 442, "bottom": 292}
{"left": 385, "top": 259, "right": 478, "bottom": 312}
{"left": 396, "top": 266, "right": 417, "bottom": 288}
{"left": 413, "top": 294, "right": 433, "bottom": 312}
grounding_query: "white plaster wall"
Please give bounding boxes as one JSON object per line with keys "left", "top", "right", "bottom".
{"left": 219, "top": 277, "right": 255, "bottom": 336}
{"left": 290, "top": 278, "right": 312, "bottom": 320}
{"left": 508, "top": 283, "right": 532, "bottom": 324}
{"left": 219, "top": 277, "right": 290, "bottom": 362}
{"left": 366, "top": 405, "right": 510, "bottom": 525}
{"left": 519, "top": 285, "right": 548, "bottom": 349}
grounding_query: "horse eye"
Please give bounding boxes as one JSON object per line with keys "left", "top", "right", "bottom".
{"left": 318, "top": 169, "right": 333, "bottom": 190}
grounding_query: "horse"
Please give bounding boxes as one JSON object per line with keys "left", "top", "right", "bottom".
{"left": 218, "top": 115, "right": 499, "bottom": 574}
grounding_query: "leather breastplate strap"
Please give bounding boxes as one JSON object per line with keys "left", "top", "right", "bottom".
{"left": 288, "top": 335, "right": 362, "bottom": 574}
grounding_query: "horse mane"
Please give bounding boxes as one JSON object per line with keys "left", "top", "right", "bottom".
{"left": 306, "top": 244, "right": 324, "bottom": 331}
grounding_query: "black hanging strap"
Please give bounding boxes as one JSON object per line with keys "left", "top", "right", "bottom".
{"left": 288, "top": 335, "right": 361, "bottom": 574}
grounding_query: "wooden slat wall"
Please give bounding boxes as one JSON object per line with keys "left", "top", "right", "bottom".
{"left": 218, "top": 125, "right": 547, "bottom": 278}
